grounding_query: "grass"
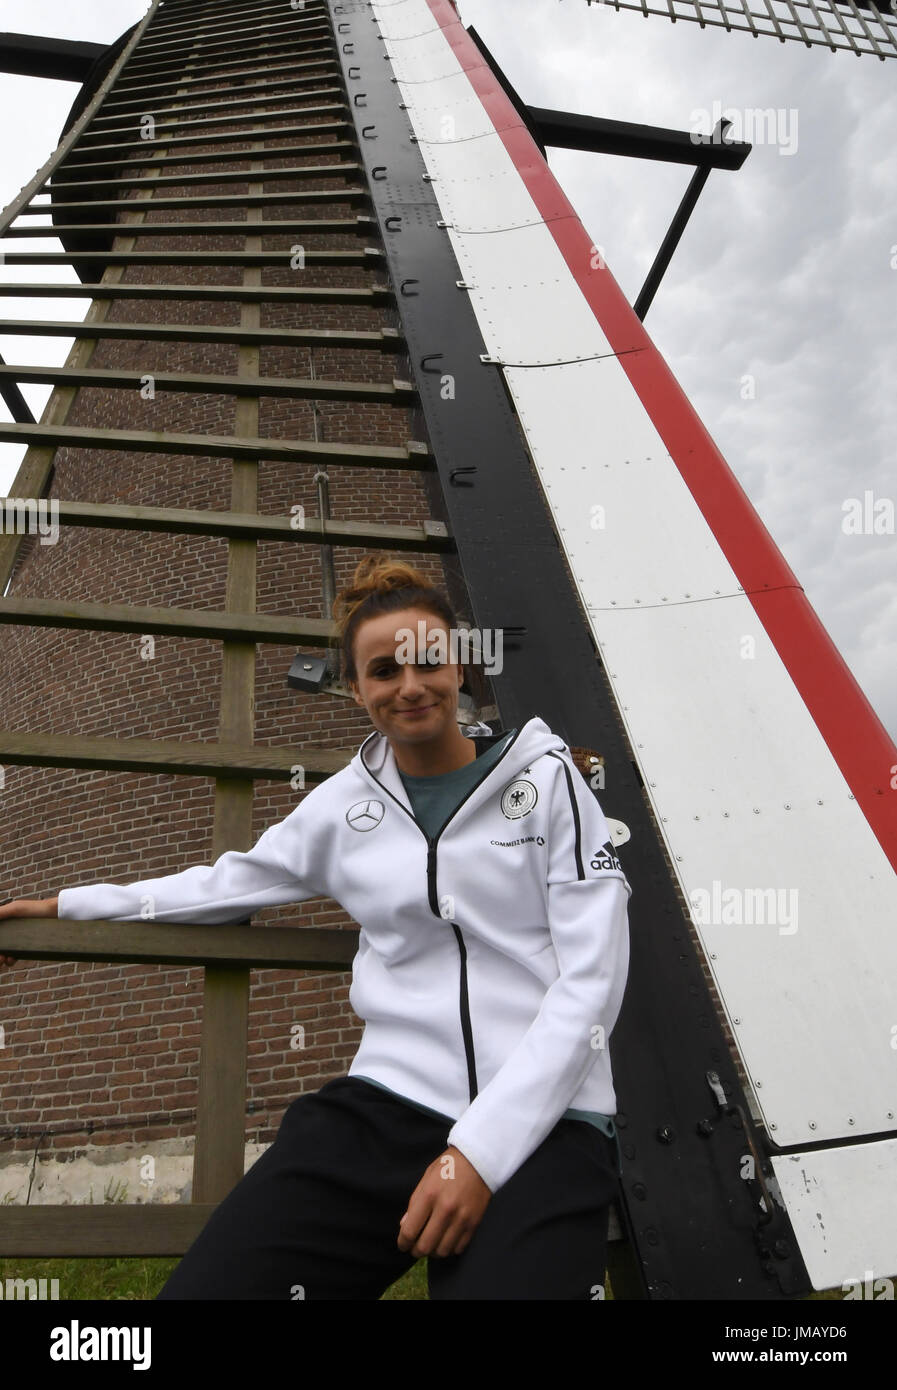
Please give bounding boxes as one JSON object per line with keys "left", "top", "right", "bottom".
{"left": 0, "top": 1254, "right": 851, "bottom": 1300}
{"left": 0, "top": 1254, "right": 430, "bottom": 1300}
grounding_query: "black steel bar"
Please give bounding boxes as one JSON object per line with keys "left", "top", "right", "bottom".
{"left": 0, "top": 32, "right": 107, "bottom": 82}
{"left": 528, "top": 105, "right": 750, "bottom": 171}
{"left": 0, "top": 350, "right": 35, "bottom": 424}
{"left": 634, "top": 120, "right": 736, "bottom": 320}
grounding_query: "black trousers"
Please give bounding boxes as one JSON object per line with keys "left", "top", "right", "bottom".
{"left": 156, "top": 1075, "right": 619, "bottom": 1301}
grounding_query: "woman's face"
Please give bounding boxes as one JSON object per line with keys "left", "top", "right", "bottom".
{"left": 349, "top": 606, "right": 464, "bottom": 746}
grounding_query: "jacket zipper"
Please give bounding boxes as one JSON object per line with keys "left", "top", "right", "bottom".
{"left": 358, "top": 725, "right": 523, "bottom": 1103}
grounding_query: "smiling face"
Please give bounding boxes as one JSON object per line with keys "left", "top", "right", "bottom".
{"left": 348, "top": 605, "right": 468, "bottom": 756}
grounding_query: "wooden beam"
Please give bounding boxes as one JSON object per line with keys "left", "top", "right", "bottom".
{"left": 0, "top": 282, "right": 393, "bottom": 304}
{"left": 0, "top": 921, "right": 359, "bottom": 970}
{"left": 0, "top": 365, "right": 414, "bottom": 405}
{"left": 0, "top": 729, "right": 352, "bottom": 780}
{"left": 4, "top": 213, "right": 367, "bottom": 236}
{"left": 48, "top": 160, "right": 357, "bottom": 191}
{"left": 3, "top": 250, "right": 381, "bottom": 268}
{"left": 2, "top": 499, "right": 447, "bottom": 551}
{"left": 25, "top": 188, "right": 370, "bottom": 215}
{"left": 101, "top": 78, "right": 344, "bottom": 119}
{"left": 196, "top": 144, "right": 260, "bottom": 1205}
{"left": 0, "top": 423, "right": 425, "bottom": 468}
{"left": 0, "top": 1206, "right": 218, "bottom": 1257}
{"left": 60, "top": 120, "right": 350, "bottom": 156}
{"left": 70, "top": 103, "right": 350, "bottom": 141}
{"left": 0, "top": 596, "right": 337, "bottom": 644}
{"left": 0, "top": 173, "right": 167, "bottom": 592}
{"left": 111, "top": 64, "right": 340, "bottom": 99}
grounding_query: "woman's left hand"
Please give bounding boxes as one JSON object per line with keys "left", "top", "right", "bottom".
{"left": 397, "top": 1145, "right": 491, "bottom": 1258}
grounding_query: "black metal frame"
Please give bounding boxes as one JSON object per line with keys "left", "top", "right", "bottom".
{"left": 466, "top": 25, "right": 751, "bottom": 322}
{"left": 0, "top": 33, "right": 107, "bottom": 82}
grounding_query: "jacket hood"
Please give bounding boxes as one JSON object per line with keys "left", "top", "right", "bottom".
{"left": 352, "top": 715, "right": 565, "bottom": 809}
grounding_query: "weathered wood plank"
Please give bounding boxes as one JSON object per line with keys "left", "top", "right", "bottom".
{"left": 0, "top": 366, "right": 413, "bottom": 404}
{"left": 0, "top": 596, "right": 336, "bottom": 644}
{"left": 0, "top": 730, "right": 351, "bottom": 779}
{"left": 0, "top": 321, "right": 401, "bottom": 351}
{"left": 0, "top": 423, "right": 423, "bottom": 465}
{"left": 0, "top": 498, "right": 447, "bottom": 553}
{"left": 0, "top": 921, "right": 359, "bottom": 970}
{"left": 194, "top": 201, "right": 264, "bottom": 1204}
{"left": 0, "top": 282, "right": 391, "bottom": 303}
{"left": 45, "top": 161, "right": 361, "bottom": 191}
{"left": 28, "top": 186, "right": 370, "bottom": 215}
{"left": 8, "top": 499, "right": 446, "bottom": 549}
{"left": 0, "top": 1205, "right": 218, "bottom": 1257}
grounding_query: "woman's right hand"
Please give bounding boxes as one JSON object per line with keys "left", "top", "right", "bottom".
{"left": 0, "top": 897, "right": 59, "bottom": 971}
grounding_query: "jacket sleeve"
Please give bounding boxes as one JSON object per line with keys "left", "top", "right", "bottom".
{"left": 445, "top": 751, "right": 632, "bottom": 1193}
{"left": 56, "top": 785, "right": 331, "bottom": 925}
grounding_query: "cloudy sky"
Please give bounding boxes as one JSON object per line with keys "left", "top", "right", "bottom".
{"left": 1, "top": 0, "right": 895, "bottom": 742}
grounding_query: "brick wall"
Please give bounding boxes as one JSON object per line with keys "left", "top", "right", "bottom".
{"left": 0, "top": 6, "right": 459, "bottom": 1158}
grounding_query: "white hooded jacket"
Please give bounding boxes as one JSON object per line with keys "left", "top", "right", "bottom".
{"left": 57, "top": 715, "right": 632, "bottom": 1193}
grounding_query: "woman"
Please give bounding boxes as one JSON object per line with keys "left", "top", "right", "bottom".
{"left": 0, "top": 555, "right": 632, "bottom": 1300}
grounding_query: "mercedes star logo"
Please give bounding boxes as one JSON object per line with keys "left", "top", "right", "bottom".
{"left": 346, "top": 799, "right": 386, "bottom": 831}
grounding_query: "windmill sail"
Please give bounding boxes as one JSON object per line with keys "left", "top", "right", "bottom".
{"left": 584, "top": 0, "right": 897, "bottom": 61}
{"left": 375, "top": 0, "right": 897, "bottom": 1294}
